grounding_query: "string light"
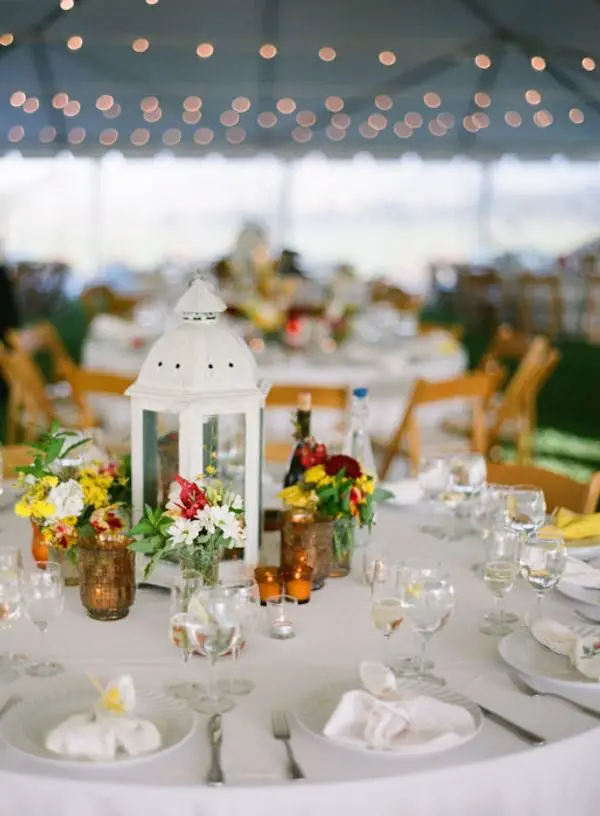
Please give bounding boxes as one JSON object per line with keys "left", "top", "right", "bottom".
{"left": 220, "top": 110, "right": 239, "bottom": 127}
{"left": 569, "top": 108, "right": 584, "bottom": 124}
{"left": 193, "top": 127, "right": 213, "bottom": 145}
{"left": 393, "top": 122, "right": 413, "bottom": 138}
{"left": 276, "top": 98, "right": 296, "bottom": 114}
{"left": 358, "top": 122, "right": 378, "bottom": 139}
{"left": 378, "top": 51, "right": 396, "bottom": 66}
{"left": 331, "top": 113, "right": 350, "bottom": 129}
{"left": 132, "top": 38, "right": 150, "bottom": 53}
{"left": 141, "top": 96, "right": 158, "bottom": 113}
{"left": 183, "top": 96, "right": 202, "bottom": 112}
{"left": 162, "top": 128, "right": 181, "bottom": 146}
{"left": 533, "top": 110, "right": 553, "bottom": 127}
{"left": 196, "top": 43, "right": 214, "bottom": 58}
{"left": 428, "top": 120, "right": 446, "bottom": 136}
{"left": 474, "top": 92, "right": 491, "bottom": 108}
{"left": 375, "top": 95, "right": 393, "bottom": 111}
{"left": 531, "top": 56, "right": 546, "bottom": 71}
{"left": 104, "top": 103, "right": 121, "bottom": 119}
{"left": 67, "top": 35, "right": 83, "bottom": 50}
{"left": 582, "top": 57, "right": 596, "bottom": 71}
{"left": 525, "top": 89, "right": 542, "bottom": 105}
{"left": 232, "top": 97, "right": 251, "bottom": 113}
{"left": 296, "top": 111, "right": 316, "bottom": 127}
{"left": 437, "top": 112, "right": 455, "bottom": 129}
{"left": 144, "top": 108, "right": 162, "bottom": 122}
{"left": 257, "top": 111, "right": 277, "bottom": 128}
{"left": 424, "top": 92, "right": 441, "bottom": 108}
{"left": 504, "top": 111, "right": 522, "bottom": 127}
{"left": 326, "top": 126, "right": 345, "bottom": 141}
{"left": 0, "top": 33, "right": 14, "bottom": 46}
{"left": 96, "top": 95, "right": 114, "bottom": 111}
{"left": 8, "top": 126, "right": 24, "bottom": 142}
{"left": 39, "top": 126, "right": 56, "bottom": 143}
{"left": 99, "top": 128, "right": 119, "bottom": 145}
{"left": 182, "top": 110, "right": 201, "bottom": 124}
{"left": 474, "top": 53, "right": 491, "bottom": 69}
{"left": 319, "top": 47, "right": 336, "bottom": 62}
{"left": 68, "top": 127, "right": 86, "bottom": 144}
{"left": 23, "top": 98, "right": 40, "bottom": 114}
{"left": 130, "top": 128, "right": 150, "bottom": 146}
{"left": 146, "top": 0, "right": 159, "bottom": 4}
{"left": 472, "top": 112, "right": 489, "bottom": 129}
{"left": 291, "top": 127, "right": 312, "bottom": 143}
{"left": 259, "top": 43, "right": 277, "bottom": 59}
{"left": 226, "top": 127, "right": 246, "bottom": 144}
{"left": 63, "top": 100, "right": 81, "bottom": 116}
{"left": 367, "top": 113, "right": 387, "bottom": 131}
{"left": 52, "top": 92, "right": 69, "bottom": 109}
{"left": 10, "top": 91, "right": 26, "bottom": 107}
{"left": 405, "top": 112, "right": 423, "bottom": 129}
{"left": 60, "top": 0, "right": 74, "bottom": 9}
{"left": 324, "top": 96, "right": 343, "bottom": 112}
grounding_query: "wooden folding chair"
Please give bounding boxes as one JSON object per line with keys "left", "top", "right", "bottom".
{"left": 486, "top": 462, "right": 600, "bottom": 514}
{"left": 463, "top": 268, "right": 504, "bottom": 330}
{"left": 2, "top": 444, "right": 34, "bottom": 478}
{"left": 417, "top": 322, "right": 464, "bottom": 342}
{"left": 477, "top": 324, "right": 534, "bottom": 374}
{"left": 378, "top": 369, "right": 504, "bottom": 480}
{"left": 487, "top": 338, "right": 560, "bottom": 464}
{"left": 80, "top": 286, "right": 138, "bottom": 321}
{"left": 516, "top": 273, "right": 563, "bottom": 339}
{"left": 264, "top": 385, "right": 349, "bottom": 463}
{"left": 582, "top": 255, "right": 600, "bottom": 342}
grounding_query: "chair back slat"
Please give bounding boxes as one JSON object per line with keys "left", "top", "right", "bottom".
{"left": 487, "top": 462, "right": 600, "bottom": 514}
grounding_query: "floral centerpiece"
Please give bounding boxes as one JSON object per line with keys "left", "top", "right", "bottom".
{"left": 129, "top": 475, "right": 245, "bottom": 584}
{"left": 14, "top": 424, "right": 130, "bottom": 576}
{"left": 279, "top": 441, "right": 392, "bottom": 574}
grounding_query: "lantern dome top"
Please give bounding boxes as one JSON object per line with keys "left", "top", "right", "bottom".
{"left": 126, "top": 278, "right": 265, "bottom": 401}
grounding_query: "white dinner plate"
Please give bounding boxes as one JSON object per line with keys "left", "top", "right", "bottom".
{"left": 295, "top": 679, "right": 483, "bottom": 758}
{"left": 557, "top": 579, "right": 600, "bottom": 608}
{"left": 563, "top": 538, "right": 600, "bottom": 561}
{"left": 499, "top": 628, "right": 600, "bottom": 691}
{"left": 1, "top": 687, "right": 196, "bottom": 767}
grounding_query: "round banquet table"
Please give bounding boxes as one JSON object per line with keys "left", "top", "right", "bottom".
{"left": 2, "top": 500, "right": 600, "bottom": 816}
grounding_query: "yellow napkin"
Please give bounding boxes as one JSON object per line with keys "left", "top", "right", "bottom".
{"left": 540, "top": 508, "right": 600, "bottom": 545}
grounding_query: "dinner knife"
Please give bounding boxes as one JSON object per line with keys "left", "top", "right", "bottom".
{"left": 207, "top": 714, "right": 225, "bottom": 786}
{"left": 478, "top": 703, "right": 546, "bottom": 746}
{"left": 0, "top": 695, "right": 21, "bottom": 720}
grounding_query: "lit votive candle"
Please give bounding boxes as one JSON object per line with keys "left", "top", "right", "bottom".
{"left": 285, "top": 564, "right": 313, "bottom": 604}
{"left": 266, "top": 595, "right": 298, "bottom": 639}
{"left": 254, "top": 566, "right": 282, "bottom": 605}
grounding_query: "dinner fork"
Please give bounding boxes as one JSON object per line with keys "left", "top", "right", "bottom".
{"left": 271, "top": 711, "right": 305, "bottom": 780}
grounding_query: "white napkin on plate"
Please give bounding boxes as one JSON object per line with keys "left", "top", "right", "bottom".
{"left": 45, "top": 675, "right": 162, "bottom": 761}
{"left": 323, "top": 662, "right": 476, "bottom": 753}
{"left": 530, "top": 619, "right": 600, "bottom": 681}
{"left": 383, "top": 479, "right": 424, "bottom": 506}
{"left": 562, "top": 557, "right": 600, "bottom": 589}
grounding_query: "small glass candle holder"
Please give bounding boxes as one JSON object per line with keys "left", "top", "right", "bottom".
{"left": 284, "top": 563, "right": 313, "bottom": 604}
{"left": 266, "top": 595, "right": 298, "bottom": 639}
{"left": 254, "top": 566, "right": 282, "bottom": 605}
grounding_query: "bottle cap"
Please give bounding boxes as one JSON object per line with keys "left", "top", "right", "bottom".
{"left": 352, "top": 387, "right": 368, "bottom": 398}
{"left": 298, "top": 392, "right": 312, "bottom": 411}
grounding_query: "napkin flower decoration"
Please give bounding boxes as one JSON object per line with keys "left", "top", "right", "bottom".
{"left": 530, "top": 619, "right": 600, "bottom": 681}
{"left": 94, "top": 674, "right": 136, "bottom": 716}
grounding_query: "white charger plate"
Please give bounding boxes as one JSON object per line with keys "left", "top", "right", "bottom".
{"left": 564, "top": 538, "right": 600, "bottom": 561}
{"left": 1, "top": 687, "right": 196, "bottom": 767}
{"left": 557, "top": 579, "right": 600, "bottom": 608}
{"left": 295, "top": 679, "right": 483, "bottom": 758}
{"left": 499, "top": 628, "right": 600, "bottom": 691}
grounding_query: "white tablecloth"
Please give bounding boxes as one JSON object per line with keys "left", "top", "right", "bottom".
{"left": 2, "top": 501, "right": 600, "bottom": 815}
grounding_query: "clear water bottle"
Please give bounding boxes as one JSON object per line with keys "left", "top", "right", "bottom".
{"left": 343, "top": 387, "right": 376, "bottom": 477}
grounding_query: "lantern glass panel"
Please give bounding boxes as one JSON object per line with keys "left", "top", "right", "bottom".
{"left": 141, "top": 409, "right": 179, "bottom": 509}
{"left": 212, "top": 413, "right": 246, "bottom": 499}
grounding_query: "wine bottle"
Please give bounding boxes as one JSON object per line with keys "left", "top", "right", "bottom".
{"left": 283, "top": 392, "right": 312, "bottom": 488}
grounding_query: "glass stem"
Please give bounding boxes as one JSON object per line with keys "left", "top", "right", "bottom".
{"left": 494, "top": 592, "right": 505, "bottom": 624}
{"left": 207, "top": 656, "right": 218, "bottom": 702}
{"left": 417, "top": 633, "right": 429, "bottom": 675}
{"left": 536, "top": 592, "right": 545, "bottom": 621}
{"left": 382, "top": 632, "right": 391, "bottom": 667}
{"left": 38, "top": 626, "right": 47, "bottom": 667}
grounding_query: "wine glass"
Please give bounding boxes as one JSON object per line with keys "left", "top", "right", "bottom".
{"left": 449, "top": 453, "right": 487, "bottom": 499}
{"left": 369, "top": 574, "right": 404, "bottom": 666}
{"left": 505, "top": 485, "right": 546, "bottom": 540}
{"left": 399, "top": 561, "right": 455, "bottom": 686}
{"left": 480, "top": 526, "right": 521, "bottom": 636}
{"left": 362, "top": 544, "right": 390, "bottom": 596}
{"left": 168, "top": 572, "right": 206, "bottom": 700}
{"left": 185, "top": 587, "right": 239, "bottom": 715}
{"left": 470, "top": 485, "right": 510, "bottom": 571}
{"left": 21, "top": 561, "right": 65, "bottom": 677}
{"left": 0, "top": 567, "right": 21, "bottom": 683}
{"left": 217, "top": 578, "right": 260, "bottom": 696}
{"left": 0, "top": 548, "right": 27, "bottom": 667}
{"left": 520, "top": 534, "right": 567, "bottom": 622}
{"left": 417, "top": 456, "right": 457, "bottom": 540}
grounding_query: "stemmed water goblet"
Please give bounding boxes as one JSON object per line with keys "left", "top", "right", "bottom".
{"left": 504, "top": 485, "right": 546, "bottom": 541}
{"left": 480, "top": 526, "right": 521, "bottom": 636}
{"left": 470, "top": 485, "right": 509, "bottom": 569}
{"left": 368, "top": 573, "right": 404, "bottom": 666}
{"left": 418, "top": 455, "right": 457, "bottom": 540}
{"left": 520, "top": 534, "right": 567, "bottom": 622}
{"left": 217, "top": 578, "right": 260, "bottom": 696}
{"left": 21, "top": 561, "right": 65, "bottom": 677}
{"left": 185, "top": 586, "right": 240, "bottom": 715}
{"left": 0, "top": 567, "right": 21, "bottom": 683}
{"left": 168, "top": 572, "right": 207, "bottom": 700}
{"left": 398, "top": 560, "right": 455, "bottom": 686}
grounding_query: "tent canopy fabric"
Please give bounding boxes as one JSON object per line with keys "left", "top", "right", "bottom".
{"left": 1, "top": 0, "right": 600, "bottom": 158}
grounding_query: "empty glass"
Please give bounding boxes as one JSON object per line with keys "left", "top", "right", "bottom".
{"left": 505, "top": 486, "right": 546, "bottom": 539}
{"left": 418, "top": 456, "right": 457, "bottom": 540}
{"left": 470, "top": 485, "right": 509, "bottom": 571}
{"left": 520, "top": 534, "right": 567, "bottom": 622}
{"left": 480, "top": 527, "right": 521, "bottom": 636}
{"left": 217, "top": 578, "right": 260, "bottom": 696}
{"left": 0, "top": 567, "right": 21, "bottom": 683}
{"left": 168, "top": 572, "right": 206, "bottom": 699}
{"left": 21, "top": 561, "right": 65, "bottom": 677}
{"left": 449, "top": 453, "right": 487, "bottom": 500}
{"left": 185, "top": 587, "right": 239, "bottom": 715}
{"left": 399, "top": 561, "right": 455, "bottom": 685}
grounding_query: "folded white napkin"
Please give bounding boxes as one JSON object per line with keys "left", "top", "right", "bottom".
{"left": 45, "top": 675, "right": 162, "bottom": 761}
{"left": 383, "top": 479, "right": 424, "bottom": 506}
{"left": 561, "top": 557, "right": 600, "bottom": 589}
{"left": 530, "top": 619, "right": 600, "bottom": 681}
{"left": 323, "top": 662, "right": 476, "bottom": 754}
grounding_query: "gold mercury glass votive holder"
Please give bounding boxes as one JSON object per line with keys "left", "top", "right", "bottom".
{"left": 79, "top": 533, "right": 136, "bottom": 621}
{"left": 280, "top": 508, "right": 332, "bottom": 590}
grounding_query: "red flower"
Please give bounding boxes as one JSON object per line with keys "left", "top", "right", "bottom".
{"left": 350, "top": 486, "right": 361, "bottom": 505}
{"left": 299, "top": 441, "right": 329, "bottom": 470}
{"left": 325, "top": 455, "right": 362, "bottom": 480}
{"left": 175, "top": 475, "right": 208, "bottom": 519}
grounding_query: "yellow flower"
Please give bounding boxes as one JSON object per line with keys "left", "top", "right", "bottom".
{"left": 205, "top": 464, "right": 217, "bottom": 476}
{"left": 32, "top": 500, "right": 56, "bottom": 519}
{"left": 279, "top": 484, "right": 316, "bottom": 509}
{"left": 15, "top": 500, "right": 31, "bottom": 518}
{"left": 101, "top": 687, "right": 126, "bottom": 715}
{"left": 357, "top": 475, "right": 374, "bottom": 495}
{"left": 304, "top": 465, "right": 326, "bottom": 484}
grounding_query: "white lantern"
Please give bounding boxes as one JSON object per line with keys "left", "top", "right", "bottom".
{"left": 126, "top": 278, "right": 268, "bottom": 565}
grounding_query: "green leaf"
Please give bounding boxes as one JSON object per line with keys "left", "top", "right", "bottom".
{"left": 373, "top": 487, "right": 394, "bottom": 503}
{"left": 129, "top": 538, "right": 157, "bottom": 554}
